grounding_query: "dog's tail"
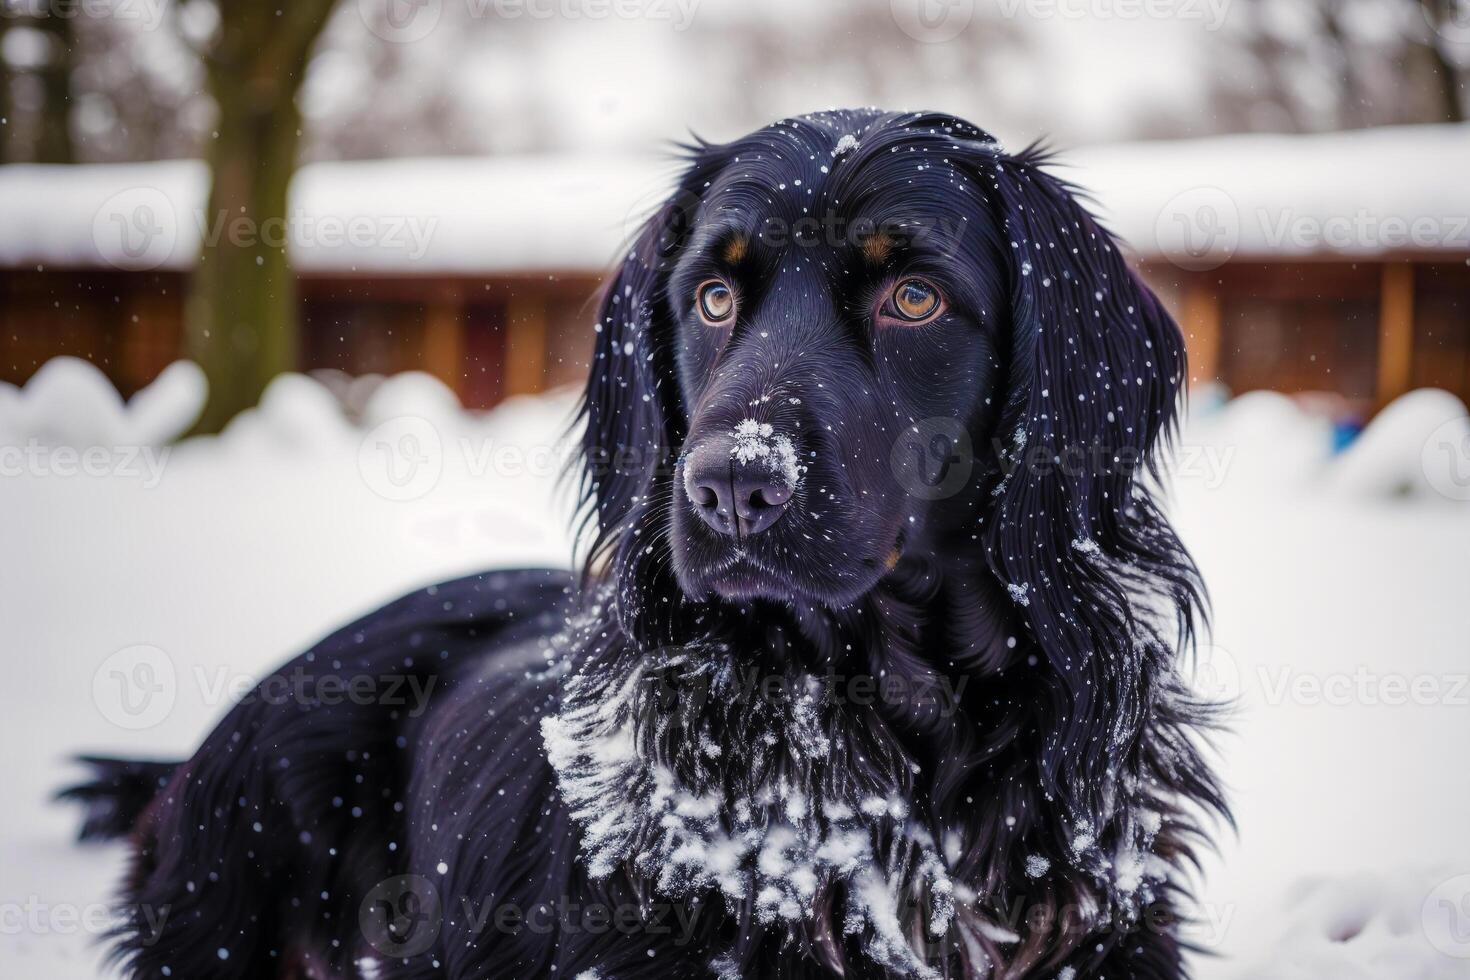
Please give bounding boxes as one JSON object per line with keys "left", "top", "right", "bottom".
{"left": 56, "top": 755, "right": 181, "bottom": 842}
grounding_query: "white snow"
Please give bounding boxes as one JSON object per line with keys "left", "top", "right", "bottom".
{"left": 1326, "top": 389, "right": 1470, "bottom": 502}
{"left": 1173, "top": 388, "right": 1470, "bottom": 979}
{"left": 542, "top": 648, "right": 952, "bottom": 976}
{"left": 0, "top": 155, "right": 668, "bottom": 274}
{"left": 1, "top": 360, "right": 1468, "bottom": 977}
{"left": 1223, "top": 869, "right": 1470, "bottom": 979}
{"left": 2, "top": 124, "right": 1466, "bottom": 275}
{"left": 0, "top": 357, "right": 206, "bottom": 448}
{"left": 1071, "top": 123, "right": 1470, "bottom": 261}
{"left": 730, "top": 418, "right": 801, "bottom": 488}
{"left": 1070, "top": 537, "right": 1100, "bottom": 557}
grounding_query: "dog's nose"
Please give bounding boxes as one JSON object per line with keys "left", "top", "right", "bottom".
{"left": 683, "top": 444, "right": 793, "bottom": 538}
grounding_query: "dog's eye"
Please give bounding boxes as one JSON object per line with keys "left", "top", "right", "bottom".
{"left": 891, "top": 279, "right": 941, "bottom": 322}
{"left": 696, "top": 279, "right": 735, "bottom": 324}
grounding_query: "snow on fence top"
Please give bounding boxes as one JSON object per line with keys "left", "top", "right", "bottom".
{"left": 0, "top": 155, "right": 669, "bottom": 275}
{"left": 1, "top": 123, "right": 1466, "bottom": 275}
{"left": 1074, "top": 122, "right": 1470, "bottom": 262}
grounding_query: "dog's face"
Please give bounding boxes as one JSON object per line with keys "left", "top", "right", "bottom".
{"left": 583, "top": 109, "right": 1192, "bottom": 675}
{"left": 663, "top": 120, "right": 1007, "bottom": 605}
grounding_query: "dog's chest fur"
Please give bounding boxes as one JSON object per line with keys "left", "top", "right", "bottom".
{"left": 542, "top": 632, "right": 953, "bottom": 977}
{"left": 533, "top": 583, "right": 1179, "bottom": 980}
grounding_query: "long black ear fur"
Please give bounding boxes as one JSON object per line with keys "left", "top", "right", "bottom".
{"left": 979, "top": 145, "right": 1207, "bottom": 821}
{"left": 575, "top": 149, "right": 737, "bottom": 645}
{"left": 576, "top": 171, "right": 706, "bottom": 568}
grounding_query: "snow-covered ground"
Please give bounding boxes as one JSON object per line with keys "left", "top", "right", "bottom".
{"left": 1, "top": 359, "right": 1468, "bottom": 977}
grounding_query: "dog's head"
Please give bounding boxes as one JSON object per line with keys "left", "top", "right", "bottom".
{"left": 567, "top": 111, "right": 1214, "bottom": 971}
{"left": 582, "top": 108, "right": 1192, "bottom": 642}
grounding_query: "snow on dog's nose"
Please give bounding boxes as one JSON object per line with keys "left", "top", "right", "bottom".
{"left": 682, "top": 420, "right": 800, "bottom": 538}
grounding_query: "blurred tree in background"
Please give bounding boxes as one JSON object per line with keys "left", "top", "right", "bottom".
{"left": 0, "top": 21, "right": 8, "bottom": 159}
{"left": 3, "top": 0, "right": 338, "bottom": 430}
{"left": 1420, "top": 0, "right": 1469, "bottom": 120}
{"left": 1208, "top": 0, "right": 1467, "bottom": 131}
{"left": 1, "top": 3, "right": 77, "bottom": 162}
{"left": 183, "top": 0, "right": 338, "bottom": 433}
{"left": 11, "top": 0, "right": 1465, "bottom": 169}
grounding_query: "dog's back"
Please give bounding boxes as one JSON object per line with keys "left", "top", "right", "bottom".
{"left": 62, "top": 568, "right": 572, "bottom": 979}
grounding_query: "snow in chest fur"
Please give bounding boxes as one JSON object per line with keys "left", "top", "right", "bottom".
{"left": 541, "top": 642, "right": 952, "bottom": 978}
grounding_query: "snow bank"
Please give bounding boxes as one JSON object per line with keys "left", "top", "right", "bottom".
{"left": 1328, "top": 389, "right": 1470, "bottom": 502}
{"left": 1225, "top": 869, "right": 1470, "bottom": 980}
{"left": 1174, "top": 387, "right": 1470, "bottom": 505}
{"left": 1174, "top": 390, "right": 1336, "bottom": 496}
{"left": 0, "top": 357, "right": 205, "bottom": 447}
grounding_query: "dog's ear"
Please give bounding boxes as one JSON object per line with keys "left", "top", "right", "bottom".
{"left": 578, "top": 161, "right": 714, "bottom": 575}
{"left": 979, "top": 147, "right": 1204, "bottom": 817}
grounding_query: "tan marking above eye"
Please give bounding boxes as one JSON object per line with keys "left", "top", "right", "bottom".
{"left": 863, "top": 233, "right": 893, "bottom": 265}
{"left": 722, "top": 236, "right": 748, "bottom": 265}
{"left": 892, "top": 279, "right": 940, "bottom": 321}
{"left": 697, "top": 279, "right": 735, "bottom": 323}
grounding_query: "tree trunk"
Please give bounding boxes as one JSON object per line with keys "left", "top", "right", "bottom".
{"left": 0, "top": 21, "right": 11, "bottom": 163}
{"left": 33, "top": 12, "right": 74, "bottom": 163}
{"left": 184, "top": 0, "right": 338, "bottom": 433}
{"left": 185, "top": 74, "right": 303, "bottom": 434}
{"left": 1319, "top": 1, "right": 1365, "bottom": 128}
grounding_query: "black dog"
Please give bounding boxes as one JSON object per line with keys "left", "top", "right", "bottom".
{"left": 66, "top": 109, "right": 1226, "bottom": 979}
